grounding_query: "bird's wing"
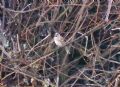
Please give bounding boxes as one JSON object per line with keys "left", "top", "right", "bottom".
{"left": 59, "top": 36, "right": 64, "bottom": 42}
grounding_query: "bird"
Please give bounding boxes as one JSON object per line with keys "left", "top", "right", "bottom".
{"left": 54, "top": 33, "right": 70, "bottom": 54}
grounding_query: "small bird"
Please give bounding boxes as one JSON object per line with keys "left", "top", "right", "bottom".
{"left": 54, "top": 33, "right": 70, "bottom": 54}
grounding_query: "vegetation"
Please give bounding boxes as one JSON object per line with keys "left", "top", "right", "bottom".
{"left": 0, "top": 0, "right": 120, "bottom": 87}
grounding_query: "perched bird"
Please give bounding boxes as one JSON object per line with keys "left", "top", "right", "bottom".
{"left": 54, "top": 33, "right": 70, "bottom": 54}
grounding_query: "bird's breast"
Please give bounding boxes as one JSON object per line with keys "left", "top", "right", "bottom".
{"left": 54, "top": 37, "right": 64, "bottom": 47}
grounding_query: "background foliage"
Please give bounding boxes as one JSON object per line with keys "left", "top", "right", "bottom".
{"left": 0, "top": 0, "right": 120, "bottom": 87}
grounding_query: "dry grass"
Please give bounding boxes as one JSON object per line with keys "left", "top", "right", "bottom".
{"left": 0, "top": 0, "right": 120, "bottom": 87}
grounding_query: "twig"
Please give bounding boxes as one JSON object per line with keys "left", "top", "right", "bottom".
{"left": 17, "top": 34, "right": 21, "bottom": 52}
{"left": 105, "top": 0, "right": 113, "bottom": 22}
{"left": 0, "top": 45, "right": 11, "bottom": 59}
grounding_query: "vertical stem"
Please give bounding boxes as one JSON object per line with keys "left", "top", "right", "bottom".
{"left": 105, "top": 0, "right": 113, "bottom": 22}
{"left": 56, "top": 50, "right": 59, "bottom": 87}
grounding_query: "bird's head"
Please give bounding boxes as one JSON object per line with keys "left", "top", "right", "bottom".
{"left": 54, "top": 33, "right": 60, "bottom": 37}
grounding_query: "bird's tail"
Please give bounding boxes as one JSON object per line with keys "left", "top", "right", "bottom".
{"left": 65, "top": 46, "right": 70, "bottom": 54}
